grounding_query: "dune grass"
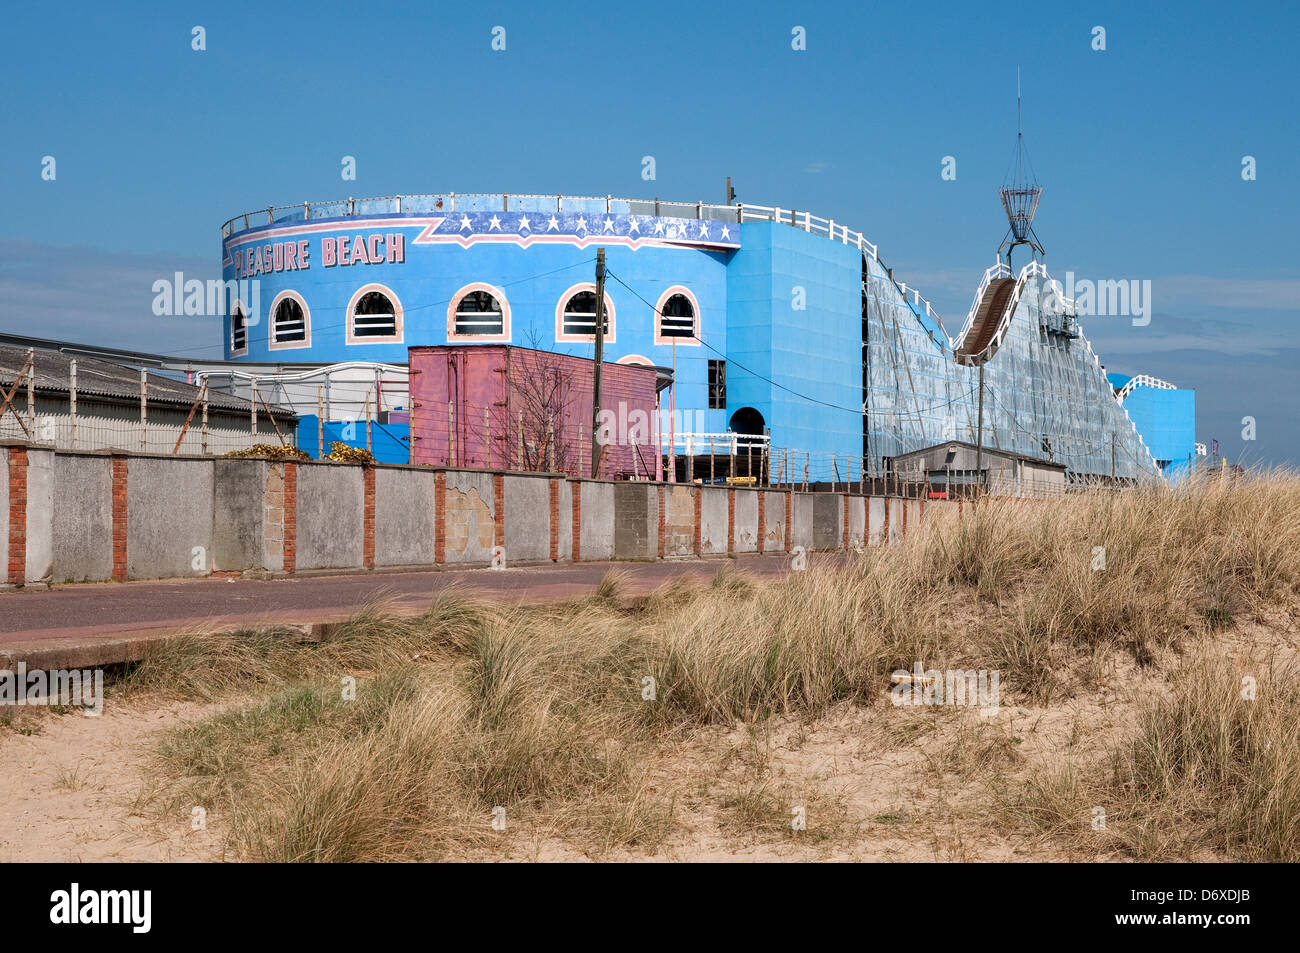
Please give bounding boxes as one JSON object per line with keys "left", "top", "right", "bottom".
{"left": 129, "top": 471, "right": 1300, "bottom": 861}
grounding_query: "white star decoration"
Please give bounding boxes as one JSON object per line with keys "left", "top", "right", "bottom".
{"left": 698, "top": 222, "right": 709, "bottom": 238}
{"left": 517, "top": 215, "right": 531, "bottom": 231}
{"left": 488, "top": 215, "right": 501, "bottom": 231}
{"left": 628, "top": 219, "right": 640, "bottom": 233}
{"left": 720, "top": 225, "right": 731, "bottom": 240}
{"left": 459, "top": 215, "right": 472, "bottom": 231}
{"left": 603, "top": 217, "right": 615, "bottom": 232}
{"left": 653, "top": 221, "right": 665, "bottom": 235}
{"left": 575, "top": 217, "right": 587, "bottom": 232}
{"left": 546, "top": 216, "right": 560, "bottom": 231}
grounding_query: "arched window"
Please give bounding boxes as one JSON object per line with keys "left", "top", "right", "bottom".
{"left": 655, "top": 286, "right": 700, "bottom": 345}
{"left": 555, "top": 283, "right": 615, "bottom": 343}
{"left": 230, "top": 301, "right": 248, "bottom": 353}
{"left": 269, "top": 291, "right": 310, "bottom": 349}
{"left": 447, "top": 284, "right": 510, "bottom": 340}
{"left": 347, "top": 284, "right": 403, "bottom": 344}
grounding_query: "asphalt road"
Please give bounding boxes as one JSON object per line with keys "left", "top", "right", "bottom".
{"left": 0, "top": 555, "right": 806, "bottom": 644}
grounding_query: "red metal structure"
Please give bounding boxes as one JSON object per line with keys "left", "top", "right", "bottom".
{"left": 408, "top": 344, "right": 662, "bottom": 479}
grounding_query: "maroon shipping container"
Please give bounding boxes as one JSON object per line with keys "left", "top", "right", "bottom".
{"left": 409, "top": 345, "right": 661, "bottom": 479}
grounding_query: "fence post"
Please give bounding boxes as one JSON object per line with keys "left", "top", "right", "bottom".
{"left": 485, "top": 408, "right": 492, "bottom": 469}
{"left": 249, "top": 380, "right": 257, "bottom": 436}
{"left": 365, "top": 392, "right": 372, "bottom": 455}
{"left": 517, "top": 411, "right": 524, "bottom": 470}
{"left": 547, "top": 421, "right": 555, "bottom": 473}
{"left": 27, "top": 349, "right": 36, "bottom": 437}
{"left": 69, "top": 358, "right": 78, "bottom": 450}
{"left": 449, "top": 401, "right": 456, "bottom": 467}
{"left": 317, "top": 386, "right": 324, "bottom": 459}
{"left": 202, "top": 389, "right": 209, "bottom": 456}
{"left": 140, "top": 367, "right": 148, "bottom": 451}
{"left": 709, "top": 436, "right": 715, "bottom": 485}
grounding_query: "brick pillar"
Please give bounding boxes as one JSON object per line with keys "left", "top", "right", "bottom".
{"left": 8, "top": 448, "right": 28, "bottom": 586}
{"left": 362, "top": 465, "right": 375, "bottom": 570}
{"left": 727, "top": 488, "right": 735, "bottom": 555}
{"left": 657, "top": 486, "right": 666, "bottom": 558}
{"left": 883, "top": 498, "right": 891, "bottom": 542}
{"left": 571, "top": 480, "right": 582, "bottom": 561}
{"left": 283, "top": 462, "right": 298, "bottom": 573}
{"left": 784, "top": 490, "right": 792, "bottom": 553}
{"left": 693, "top": 486, "right": 702, "bottom": 556}
{"left": 493, "top": 473, "right": 505, "bottom": 549}
{"left": 756, "top": 489, "right": 765, "bottom": 555}
{"left": 110, "top": 453, "right": 127, "bottom": 583}
{"left": 548, "top": 478, "right": 559, "bottom": 562}
{"left": 434, "top": 471, "right": 447, "bottom": 564}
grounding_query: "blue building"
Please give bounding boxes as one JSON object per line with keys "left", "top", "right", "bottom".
{"left": 220, "top": 192, "right": 1180, "bottom": 482}
{"left": 1106, "top": 374, "right": 1198, "bottom": 481}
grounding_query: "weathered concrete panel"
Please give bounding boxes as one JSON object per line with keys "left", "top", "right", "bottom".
{"left": 812, "top": 493, "right": 842, "bottom": 550}
{"left": 790, "top": 493, "right": 814, "bottom": 549}
{"left": 613, "top": 482, "right": 657, "bottom": 560}
{"left": 443, "top": 470, "right": 495, "bottom": 565}
{"left": 888, "top": 498, "right": 903, "bottom": 543}
{"left": 52, "top": 453, "right": 113, "bottom": 583}
{"left": 296, "top": 463, "right": 364, "bottom": 571}
{"left": 663, "top": 485, "right": 695, "bottom": 557}
{"left": 579, "top": 481, "right": 614, "bottom": 561}
{"left": 868, "top": 497, "right": 887, "bottom": 544}
{"left": 555, "top": 479, "right": 572, "bottom": 561}
{"left": 733, "top": 489, "right": 759, "bottom": 553}
{"left": 504, "top": 474, "right": 550, "bottom": 564}
{"left": 126, "top": 457, "right": 215, "bottom": 580}
{"left": 699, "top": 486, "right": 729, "bottom": 555}
{"left": 24, "top": 448, "right": 54, "bottom": 584}
{"left": 375, "top": 466, "right": 437, "bottom": 567}
{"left": 762, "top": 491, "right": 787, "bottom": 552}
{"left": 212, "top": 458, "right": 267, "bottom": 573}
{"left": 847, "top": 496, "right": 866, "bottom": 549}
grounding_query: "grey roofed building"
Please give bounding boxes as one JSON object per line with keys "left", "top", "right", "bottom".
{"left": 0, "top": 343, "right": 296, "bottom": 454}
{"left": 884, "top": 440, "right": 1067, "bottom": 499}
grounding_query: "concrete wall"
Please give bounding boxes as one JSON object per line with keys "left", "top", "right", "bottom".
{"left": 24, "top": 448, "right": 54, "bottom": 584}
{"left": 296, "top": 462, "right": 364, "bottom": 571}
{"left": 698, "top": 487, "right": 729, "bottom": 555}
{"left": 578, "top": 480, "right": 614, "bottom": 561}
{"left": 6, "top": 445, "right": 945, "bottom": 590}
{"left": 503, "top": 473, "right": 550, "bottom": 564}
{"left": 555, "top": 478, "right": 572, "bottom": 561}
{"left": 213, "top": 458, "right": 269, "bottom": 573}
{"left": 126, "top": 457, "right": 214, "bottom": 580}
{"left": 790, "top": 493, "right": 814, "bottom": 550}
{"left": 811, "top": 493, "right": 842, "bottom": 550}
{"left": 375, "top": 466, "right": 438, "bottom": 567}
{"left": 762, "top": 491, "right": 787, "bottom": 552}
{"left": 847, "top": 496, "right": 866, "bottom": 549}
{"left": 613, "top": 482, "right": 658, "bottom": 560}
{"left": 52, "top": 453, "right": 113, "bottom": 583}
{"left": 443, "top": 470, "right": 495, "bottom": 565}
{"left": 733, "top": 489, "right": 759, "bottom": 553}
{"left": 662, "top": 485, "right": 695, "bottom": 557}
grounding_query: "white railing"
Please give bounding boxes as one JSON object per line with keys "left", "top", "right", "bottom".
{"left": 955, "top": 262, "right": 1011, "bottom": 346}
{"left": 661, "top": 431, "right": 770, "bottom": 456}
{"left": 1115, "top": 373, "right": 1177, "bottom": 403}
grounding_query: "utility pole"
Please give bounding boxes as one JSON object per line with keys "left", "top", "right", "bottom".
{"left": 725, "top": 177, "right": 736, "bottom": 205}
{"left": 590, "top": 247, "right": 607, "bottom": 478}
{"left": 974, "top": 363, "right": 985, "bottom": 493}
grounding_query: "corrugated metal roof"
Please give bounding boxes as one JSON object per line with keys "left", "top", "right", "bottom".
{"left": 0, "top": 344, "right": 293, "bottom": 416}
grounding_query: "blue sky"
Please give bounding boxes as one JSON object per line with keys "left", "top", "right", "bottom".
{"left": 1, "top": 0, "right": 1296, "bottom": 465}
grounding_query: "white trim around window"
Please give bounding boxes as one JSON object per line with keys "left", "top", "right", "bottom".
{"left": 653, "top": 285, "right": 700, "bottom": 346}
{"left": 447, "top": 282, "right": 511, "bottom": 341}
{"left": 555, "top": 282, "right": 616, "bottom": 344}
{"left": 268, "top": 289, "right": 312, "bottom": 351}
{"left": 346, "top": 283, "right": 404, "bottom": 345}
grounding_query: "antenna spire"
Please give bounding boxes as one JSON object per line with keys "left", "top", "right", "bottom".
{"left": 998, "top": 69, "right": 1044, "bottom": 263}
